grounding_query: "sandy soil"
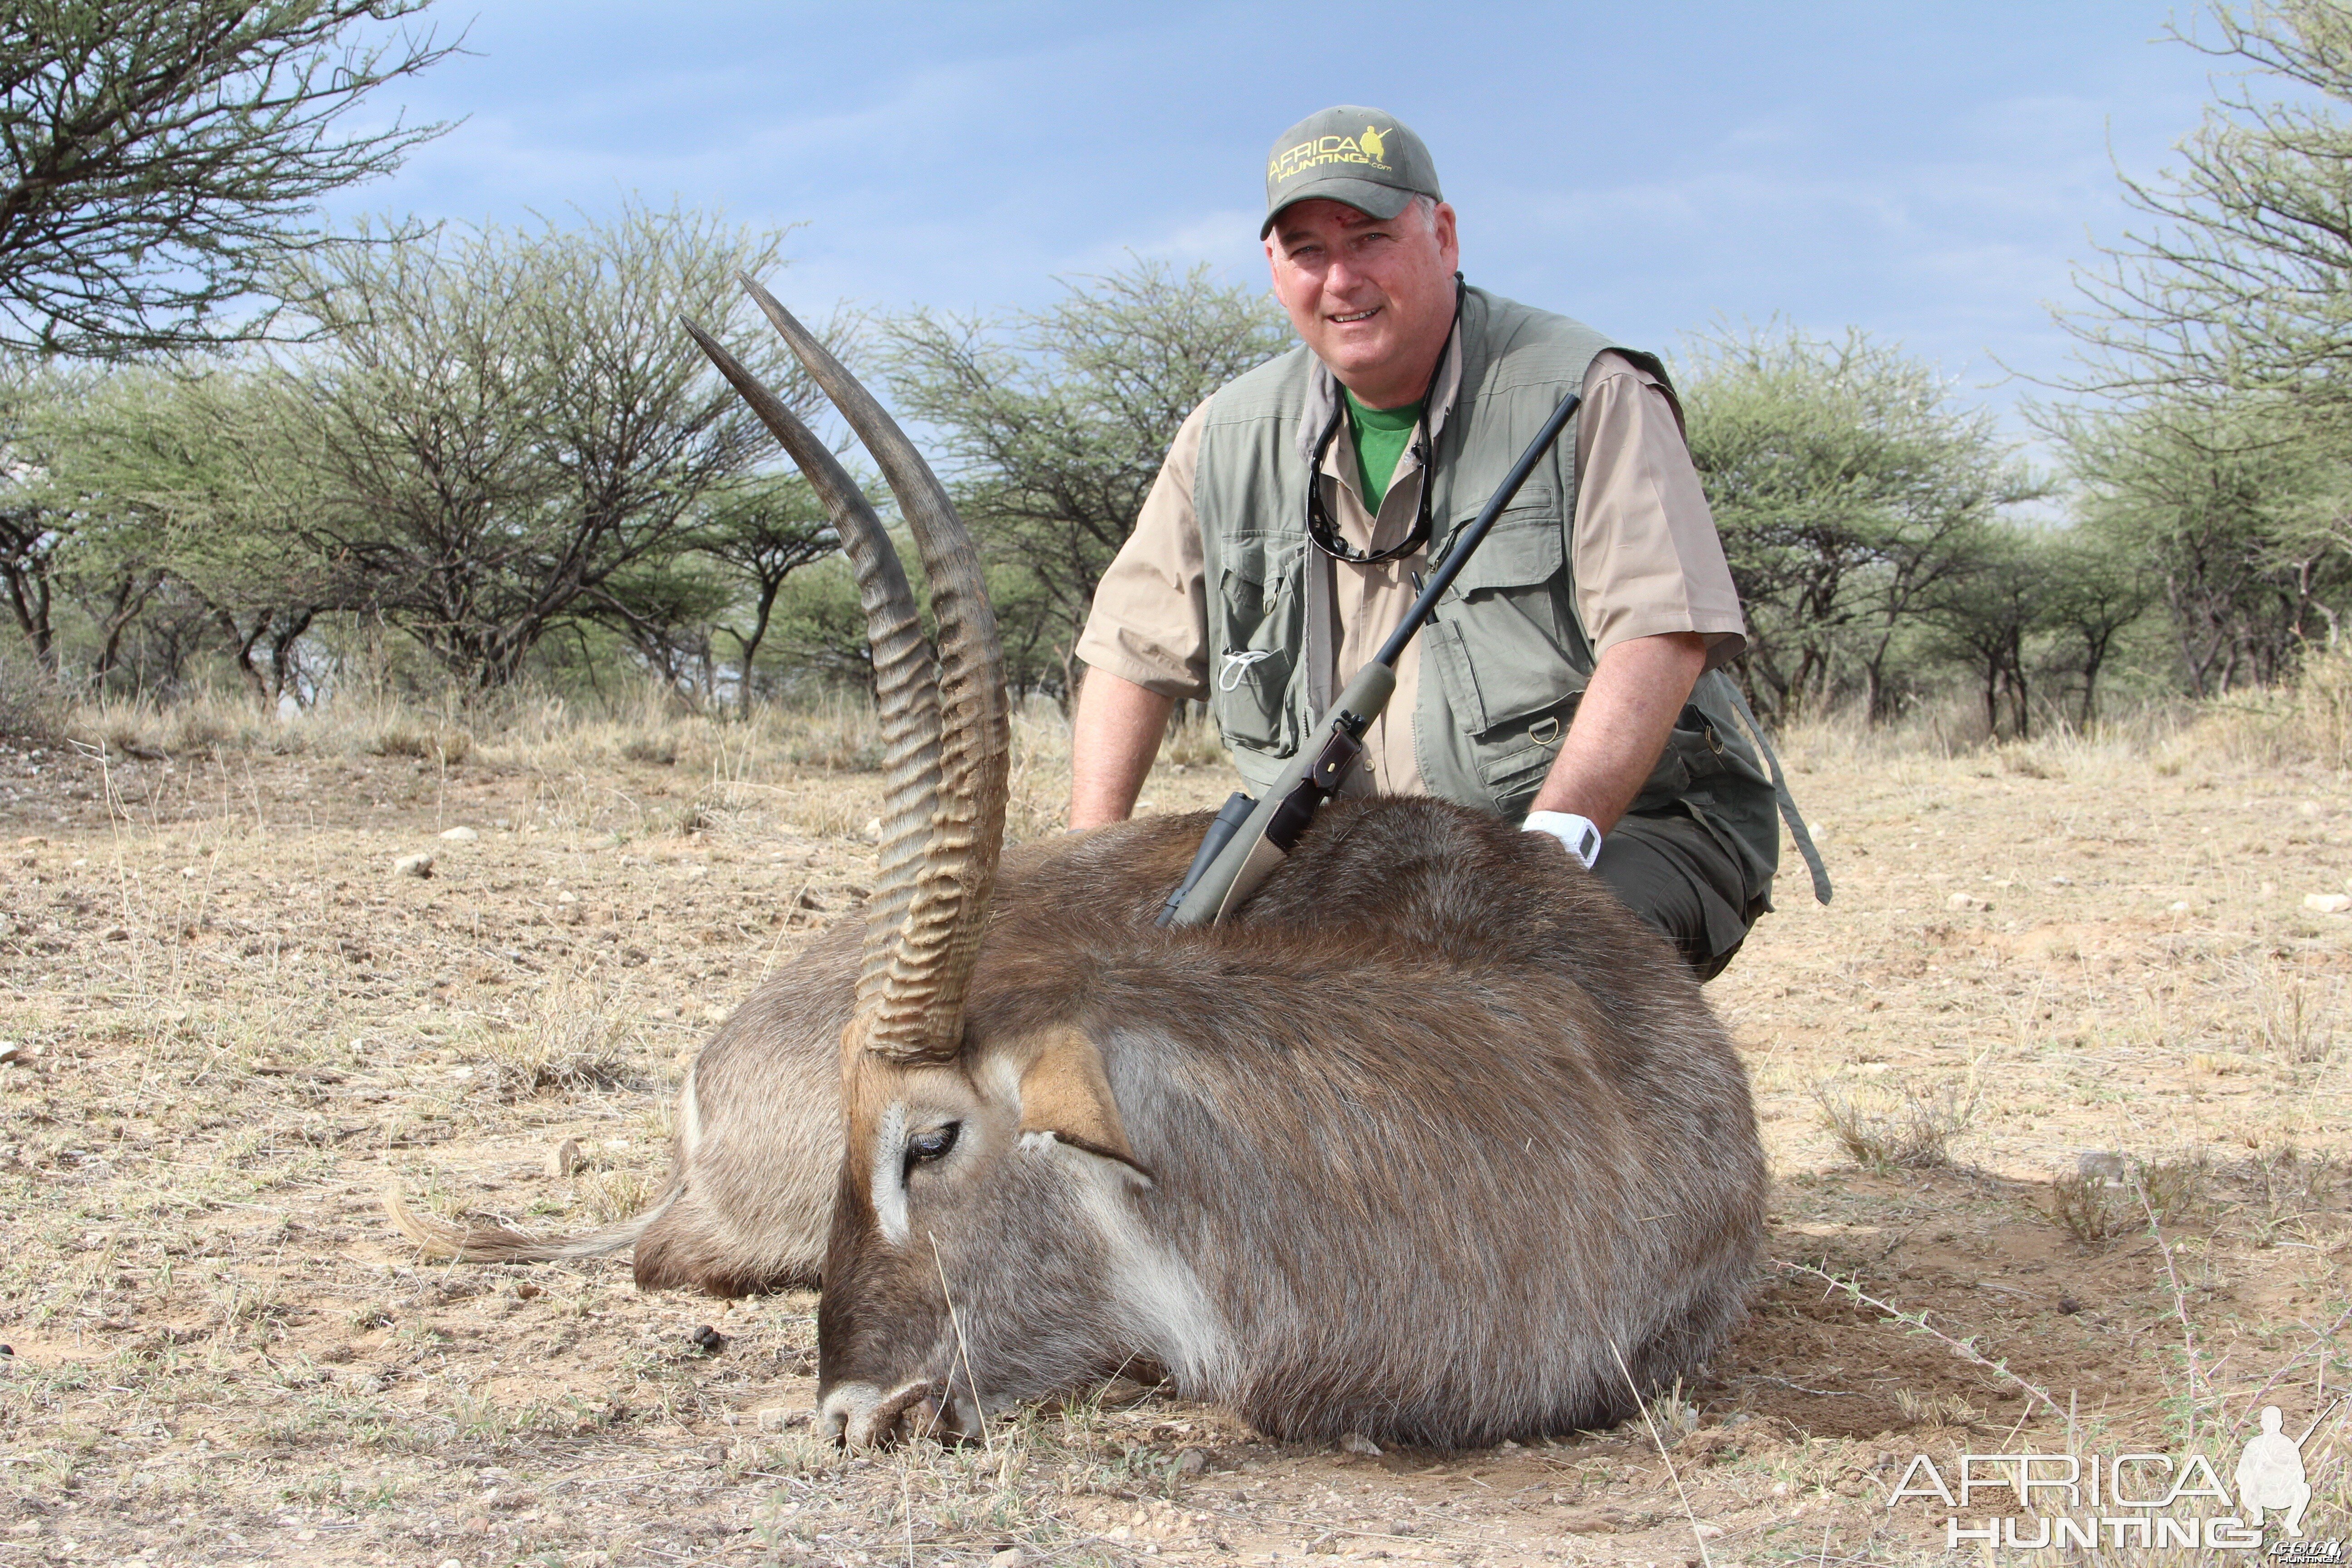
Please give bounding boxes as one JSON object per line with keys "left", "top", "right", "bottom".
{"left": 1, "top": 716, "right": 2346, "bottom": 1566}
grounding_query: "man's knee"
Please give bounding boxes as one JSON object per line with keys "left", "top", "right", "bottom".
{"left": 1591, "top": 812, "right": 1761, "bottom": 980}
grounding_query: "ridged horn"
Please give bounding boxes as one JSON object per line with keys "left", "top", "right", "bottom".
{"left": 682, "top": 316, "right": 941, "bottom": 1025}
{"left": 735, "top": 277, "right": 1010, "bottom": 1064}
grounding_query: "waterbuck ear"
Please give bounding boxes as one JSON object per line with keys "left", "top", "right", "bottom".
{"left": 1016, "top": 1028, "right": 1150, "bottom": 1181}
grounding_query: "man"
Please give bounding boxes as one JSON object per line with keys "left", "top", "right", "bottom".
{"left": 1069, "top": 106, "right": 1794, "bottom": 979}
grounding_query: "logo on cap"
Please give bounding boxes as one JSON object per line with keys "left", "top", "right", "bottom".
{"left": 1269, "top": 126, "right": 1396, "bottom": 184}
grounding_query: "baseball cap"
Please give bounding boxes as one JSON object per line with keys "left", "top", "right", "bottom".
{"left": 1262, "top": 107, "right": 1442, "bottom": 237}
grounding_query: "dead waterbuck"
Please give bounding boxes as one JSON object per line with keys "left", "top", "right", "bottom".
{"left": 395, "top": 276, "right": 1768, "bottom": 1450}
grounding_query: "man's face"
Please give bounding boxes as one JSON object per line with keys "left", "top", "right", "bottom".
{"left": 1264, "top": 196, "right": 1460, "bottom": 404}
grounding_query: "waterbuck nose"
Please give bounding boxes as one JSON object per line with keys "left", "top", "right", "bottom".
{"left": 819, "top": 1379, "right": 983, "bottom": 1450}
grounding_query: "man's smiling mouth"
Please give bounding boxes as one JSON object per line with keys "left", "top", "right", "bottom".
{"left": 1331, "top": 308, "right": 1380, "bottom": 323}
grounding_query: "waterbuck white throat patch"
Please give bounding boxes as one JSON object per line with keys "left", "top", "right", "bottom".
{"left": 1075, "top": 1162, "right": 1233, "bottom": 1390}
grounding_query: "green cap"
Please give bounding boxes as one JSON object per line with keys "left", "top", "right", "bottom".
{"left": 1262, "top": 106, "right": 1441, "bottom": 238}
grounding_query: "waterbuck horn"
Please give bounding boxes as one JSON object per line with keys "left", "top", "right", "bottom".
{"left": 718, "top": 279, "right": 1009, "bottom": 1063}
{"left": 681, "top": 318, "right": 941, "bottom": 1035}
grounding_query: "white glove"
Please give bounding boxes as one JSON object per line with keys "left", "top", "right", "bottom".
{"left": 1522, "top": 810, "right": 1602, "bottom": 869}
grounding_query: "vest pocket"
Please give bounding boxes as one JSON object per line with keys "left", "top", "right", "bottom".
{"left": 1422, "top": 514, "right": 1580, "bottom": 735}
{"left": 1209, "top": 537, "right": 1303, "bottom": 759}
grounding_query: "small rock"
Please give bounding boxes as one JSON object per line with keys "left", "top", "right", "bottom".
{"left": 0, "top": 1343, "right": 12, "bottom": 1356}
{"left": 2077, "top": 1150, "right": 2127, "bottom": 1182}
{"left": 1106, "top": 1526, "right": 1132, "bottom": 1542}
{"left": 2169, "top": 900, "right": 2191, "bottom": 912}
{"left": 514, "top": 1283, "right": 541, "bottom": 1300}
{"left": 2049, "top": 874, "right": 2073, "bottom": 886}
{"left": 0, "top": 1042, "right": 23, "bottom": 1068}
{"left": 1497, "top": 1438, "right": 1521, "bottom": 1450}
{"left": 688, "top": 1324, "right": 727, "bottom": 1355}
{"left": 2262, "top": 881, "right": 2279, "bottom": 898}
{"left": 991, "top": 1550, "right": 1026, "bottom": 1568}
{"left": 1946, "top": 892, "right": 1989, "bottom": 912}
{"left": 2308, "top": 893, "right": 2352, "bottom": 914}
{"left": 1340, "top": 1431, "right": 1382, "bottom": 1456}
{"left": 392, "top": 853, "right": 434, "bottom": 879}
{"left": 439, "top": 826, "right": 479, "bottom": 842}
{"left": 1174, "top": 1447, "right": 1209, "bottom": 1475}
{"left": 1693, "top": 1523, "right": 1725, "bottom": 1539}
{"left": 1558, "top": 1507, "right": 1626, "bottom": 1535}
{"left": 546, "top": 1138, "right": 581, "bottom": 1178}
{"left": 755, "top": 1406, "right": 801, "bottom": 1432}
{"left": 863, "top": 817, "right": 883, "bottom": 841}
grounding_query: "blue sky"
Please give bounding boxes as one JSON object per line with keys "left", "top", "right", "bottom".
{"left": 333, "top": 2, "right": 2230, "bottom": 431}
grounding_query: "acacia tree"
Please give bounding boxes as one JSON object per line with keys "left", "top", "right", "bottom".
{"left": 275, "top": 205, "right": 819, "bottom": 690}
{"left": 0, "top": 359, "right": 78, "bottom": 671}
{"left": 1921, "top": 528, "right": 2053, "bottom": 740}
{"left": 0, "top": 1, "right": 458, "bottom": 358}
{"left": 884, "top": 260, "right": 1291, "bottom": 695}
{"left": 52, "top": 364, "right": 353, "bottom": 708}
{"left": 685, "top": 474, "right": 836, "bottom": 716}
{"left": 2059, "top": 398, "right": 2350, "bottom": 696}
{"left": 1680, "top": 327, "right": 2041, "bottom": 721}
{"left": 2063, "top": 3, "right": 2352, "bottom": 431}
{"left": 2038, "top": 528, "right": 2156, "bottom": 724}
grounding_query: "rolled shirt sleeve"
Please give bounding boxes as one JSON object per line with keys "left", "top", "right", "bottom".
{"left": 1571, "top": 352, "right": 1748, "bottom": 669}
{"left": 1074, "top": 399, "right": 1213, "bottom": 701}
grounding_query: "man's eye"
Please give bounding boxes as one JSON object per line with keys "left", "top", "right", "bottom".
{"left": 906, "top": 1123, "right": 959, "bottom": 1170}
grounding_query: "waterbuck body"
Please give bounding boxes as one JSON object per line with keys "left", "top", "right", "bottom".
{"left": 395, "top": 276, "right": 1768, "bottom": 1450}
{"left": 815, "top": 799, "right": 1764, "bottom": 1447}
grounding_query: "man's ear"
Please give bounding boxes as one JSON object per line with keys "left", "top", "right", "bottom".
{"left": 1016, "top": 1027, "right": 1151, "bottom": 1181}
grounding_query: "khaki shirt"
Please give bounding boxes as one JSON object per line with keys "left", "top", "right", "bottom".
{"left": 1075, "top": 350, "right": 1746, "bottom": 794}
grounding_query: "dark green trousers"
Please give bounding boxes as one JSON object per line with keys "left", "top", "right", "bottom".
{"left": 1591, "top": 809, "right": 1767, "bottom": 982}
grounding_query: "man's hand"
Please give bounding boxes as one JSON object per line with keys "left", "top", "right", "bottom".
{"left": 1527, "top": 631, "right": 1708, "bottom": 839}
{"left": 1069, "top": 668, "right": 1175, "bottom": 829}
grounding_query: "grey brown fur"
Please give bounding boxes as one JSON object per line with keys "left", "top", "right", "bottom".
{"left": 814, "top": 800, "right": 1765, "bottom": 1446}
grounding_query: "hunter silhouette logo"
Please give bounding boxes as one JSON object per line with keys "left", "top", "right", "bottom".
{"left": 1269, "top": 127, "right": 1397, "bottom": 182}
{"left": 2239, "top": 1402, "right": 2332, "bottom": 1537}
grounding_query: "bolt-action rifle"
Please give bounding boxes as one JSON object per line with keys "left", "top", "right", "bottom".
{"left": 1157, "top": 389, "right": 1583, "bottom": 928}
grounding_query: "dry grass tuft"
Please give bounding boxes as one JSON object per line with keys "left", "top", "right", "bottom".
{"left": 573, "top": 1167, "right": 656, "bottom": 1224}
{"left": 1811, "top": 1076, "right": 1978, "bottom": 1169}
{"left": 469, "top": 975, "right": 639, "bottom": 1099}
{"left": 2048, "top": 1154, "right": 2209, "bottom": 1247}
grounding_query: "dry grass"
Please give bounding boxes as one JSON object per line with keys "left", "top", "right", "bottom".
{"left": 468, "top": 972, "right": 641, "bottom": 1100}
{"left": 2, "top": 684, "right": 2349, "bottom": 1563}
{"left": 2047, "top": 1154, "right": 2209, "bottom": 1247}
{"left": 1810, "top": 1075, "right": 1980, "bottom": 1170}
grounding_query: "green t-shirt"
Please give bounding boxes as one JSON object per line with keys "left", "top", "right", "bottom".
{"left": 1343, "top": 389, "right": 1423, "bottom": 512}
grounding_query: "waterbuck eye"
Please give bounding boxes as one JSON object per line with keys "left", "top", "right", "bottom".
{"left": 905, "top": 1123, "right": 959, "bottom": 1172}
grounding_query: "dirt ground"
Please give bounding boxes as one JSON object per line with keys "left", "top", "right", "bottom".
{"left": 2, "top": 707, "right": 2347, "bottom": 1567}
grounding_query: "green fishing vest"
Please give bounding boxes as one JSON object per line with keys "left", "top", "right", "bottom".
{"left": 1190, "top": 284, "right": 1782, "bottom": 894}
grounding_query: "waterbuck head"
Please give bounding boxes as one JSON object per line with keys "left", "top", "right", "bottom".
{"left": 687, "top": 281, "right": 1152, "bottom": 1448}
